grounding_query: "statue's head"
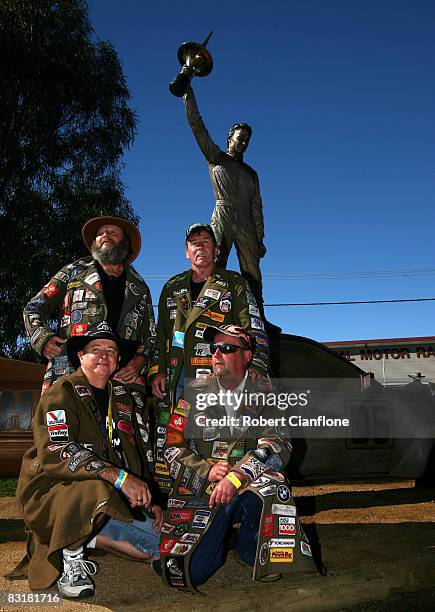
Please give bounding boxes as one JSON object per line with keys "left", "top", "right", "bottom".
{"left": 227, "top": 123, "right": 252, "bottom": 156}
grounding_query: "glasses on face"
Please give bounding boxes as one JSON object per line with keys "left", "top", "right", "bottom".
{"left": 209, "top": 343, "right": 245, "bottom": 355}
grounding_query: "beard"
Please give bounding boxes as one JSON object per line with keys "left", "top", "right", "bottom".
{"left": 91, "top": 238, "right": 130, "bottom": 265}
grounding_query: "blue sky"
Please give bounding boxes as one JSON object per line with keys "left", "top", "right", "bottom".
{"left": 88, "top": 0, "right": 434, "bottom": 342}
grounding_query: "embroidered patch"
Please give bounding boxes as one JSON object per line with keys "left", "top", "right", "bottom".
{"left": 172, "top": 331, "right": 185, "bottom": 348}
{"left": 75, "top": 385, "right": 92, "bottom": 398}
{"left": 261, "top": 514, "right": 274, "bottom": 537}
{"left": 279, "top": 516, "right": 296, "bottom": 535}
{"left": 204, "top": 288, "right": 221, "bottom": 300}
{"left": 48, "top": 424, "right": 69, "bottom": 441}
{"left": 270, "top": 547, "right": 293, "bottom": 563}
{"left": 272, "top": 504, "right": 296, "bottom": 516}
{"left": 192, "top": 509, "right": 211, "bottom": 529}
{"left": 45, "top": 410, "right": 66, "bottom": 426}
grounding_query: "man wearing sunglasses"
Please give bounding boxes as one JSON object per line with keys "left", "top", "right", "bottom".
{"left": 155, "top": 324, "right": 317, "bottom": 591}
{"left": 150, "top": 223, "right": 269, "bottom": 493}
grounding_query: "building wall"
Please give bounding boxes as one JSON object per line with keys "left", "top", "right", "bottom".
{"left": 324, "top": 338, "right": 435, "bottom": 386}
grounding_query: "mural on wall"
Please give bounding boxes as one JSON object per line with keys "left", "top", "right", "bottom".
{"left": 0, "top": 390, "right": 34, "bottom": 432}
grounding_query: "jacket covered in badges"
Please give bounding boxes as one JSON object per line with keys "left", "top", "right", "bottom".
{"left": 23, "top": 256, "right": 156, "bottom": 387}
{"left": 149, "top": 266, "right": 269, "bottom": 493}
{"left": 16, "top": 369, "right": 157, "bottom": 590}
{"left": 159, "top": 376, "right": 316, "bottom": 591}
{"left": 151, "top": 266, "right": 269, "bottom": 392}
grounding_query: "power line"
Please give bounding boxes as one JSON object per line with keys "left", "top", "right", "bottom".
{"left": 151, "top": 297, "right": 435, "bottom": 308}
{"left": 263, "top": 268, "right": 435, "bottom": 280}
{"left": 144, "top": 268, "right": 435, "bottom": 281}
{"left": 265, "top": 298, "right": 435, "bottom": 307}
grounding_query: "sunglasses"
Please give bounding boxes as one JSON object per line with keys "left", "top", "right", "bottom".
{"left": 209, "top": 343, "right": 246, "bottom": 355}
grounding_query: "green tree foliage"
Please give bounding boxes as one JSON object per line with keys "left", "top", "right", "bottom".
{"left": 0, "top": 0, "right": 138, "bottom": 358}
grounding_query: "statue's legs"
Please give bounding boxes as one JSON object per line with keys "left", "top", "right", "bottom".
{"left": 211, "top": 204, "right": 235, "bottom": 268}
{"left": 211, "top": 204, "right": 264, "bottom": 310}
{"left": 234, "top": 233, "right": 263, "bottom": 310}
{"left": 211, "top": 204, "right": 281, "bottom": 374}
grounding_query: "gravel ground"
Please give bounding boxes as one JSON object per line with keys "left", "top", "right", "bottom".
{"left": 1, "top": 481, "right": 434, "bottom": 612}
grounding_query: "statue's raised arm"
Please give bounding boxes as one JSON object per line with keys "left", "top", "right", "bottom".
{"left": 184, "top": 86, "right": 223, "bottom": 164}
{"left": 182, "top": 85, "right": 266, "bottom": 315}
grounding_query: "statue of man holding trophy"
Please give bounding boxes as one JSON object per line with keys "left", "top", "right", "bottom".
{"left": 169, "top": 33, "right": 267, "bottom": 317}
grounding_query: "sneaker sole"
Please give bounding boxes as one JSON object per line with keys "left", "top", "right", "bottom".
{"left": 58, "top": 586, "right": 94, "bottom": 599}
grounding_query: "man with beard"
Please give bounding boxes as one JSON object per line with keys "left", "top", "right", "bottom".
{"left": 23, "top": 216, "right": 156, "bottom": 393}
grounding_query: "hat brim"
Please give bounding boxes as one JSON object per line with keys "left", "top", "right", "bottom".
{"left": 203, "top": 324, "right": 254, "bottom": 350}
{"left": 82, "top": 216, "right": 141, "bottom": 263}
{"left": 66, "top": 333, "right": 138, "bottom": 370}
{"left": 185, "top": 224, "right": 216, "bottom": 243}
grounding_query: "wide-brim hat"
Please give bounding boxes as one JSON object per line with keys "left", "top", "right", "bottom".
{"left": 66, "top": 322, "right": 138, "bottom": 370}
{"left": 82, "top": 216, "right": 141, "bottom": 263}
{"left": 185, "top": 223, "right": 216, "bottom": 244}
{"left": 203, "top": 324, "right": 254, "bottom": 351}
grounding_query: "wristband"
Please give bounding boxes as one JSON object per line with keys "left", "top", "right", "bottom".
{"left": 114, "top": 469, "right": 128, "bottom": 490}
{"left": 226, "top": 471, "right": 242, "bottom": 490}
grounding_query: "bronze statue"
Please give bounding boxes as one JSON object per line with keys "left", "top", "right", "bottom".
{"left": 182, "top": 85, "right": 266, "bottom": 312}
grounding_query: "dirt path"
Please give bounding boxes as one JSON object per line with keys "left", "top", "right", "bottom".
{"left": 1, "top": 481, "right": 434, "bottom": 611}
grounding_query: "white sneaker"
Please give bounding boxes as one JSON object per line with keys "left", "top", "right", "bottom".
{"left": 57, "top": 553, "right": 98, "bottom": 599}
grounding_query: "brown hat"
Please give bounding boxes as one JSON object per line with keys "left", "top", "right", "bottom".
{"left": 82, "top": 216, "right": 141, "bottom": 263}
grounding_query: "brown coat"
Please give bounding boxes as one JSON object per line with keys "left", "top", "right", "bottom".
{"left": 16, "top": 370, "right": 157, "bottom": 589}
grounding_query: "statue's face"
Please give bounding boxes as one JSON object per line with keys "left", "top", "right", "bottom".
{"left": 228, "top": 128, "right": 251, "bottom": 156}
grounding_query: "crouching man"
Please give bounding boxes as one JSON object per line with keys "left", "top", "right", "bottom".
{"left": 15, "top": 324, "right": 162, "bottom": 599}
{"left": 155, "top": 324, "right": 316, "bottom": 591}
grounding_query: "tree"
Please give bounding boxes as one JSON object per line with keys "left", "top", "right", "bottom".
{"left": 0, "top": 0, "right": 138, "bottom": 358}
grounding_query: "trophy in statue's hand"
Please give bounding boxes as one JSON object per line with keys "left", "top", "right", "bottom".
{"left": 169, "top": 31, "right": 213, "bottom": 97}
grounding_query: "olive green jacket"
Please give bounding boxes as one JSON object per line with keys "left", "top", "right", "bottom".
{"left": 16, "top": 370, "right": 157, "bottom": 589}
{"left": 149, "top": 266, "right": 269, "bottom": 492}
{"left": 151, "top": 266, "right": 269, "bottom": 394}
{"left": 160, "top": 376, "right": 316, "bottom": 591}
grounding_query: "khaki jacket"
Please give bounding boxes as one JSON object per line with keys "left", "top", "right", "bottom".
{"left": 16, "top": 370, "right": 157, "bottom": 589}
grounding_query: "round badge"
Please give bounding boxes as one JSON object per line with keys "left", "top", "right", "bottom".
{"left": 219, "top": 299, "right": 231, "bottom": 313}
{"left": 277, "top": 485, "right": 290, "bottom": 502}
{"left": 259, "top": 542, "right": 269, "bottom": 566}
{"left": 71, "top": 310, "right": 82, "bottom": 324}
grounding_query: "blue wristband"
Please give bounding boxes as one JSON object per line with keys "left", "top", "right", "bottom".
{"left": 114, "top": 469, "right": 127, "bottom": 490}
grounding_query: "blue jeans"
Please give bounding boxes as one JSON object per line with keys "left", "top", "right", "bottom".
{"left": 190, "top": 492, "right": 262, "bottom": 586}
{"left": 98, "top": 515, "right": 160, "bottom": 557}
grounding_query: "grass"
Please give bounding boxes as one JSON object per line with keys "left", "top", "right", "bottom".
{"left": 0, "top": 478, "right": 18, "bottom": 497}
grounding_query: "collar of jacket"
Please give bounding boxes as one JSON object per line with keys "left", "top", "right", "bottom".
{"left": 178, "top": 267, "right": 229, "bottom": 329}
{"left": 83, "top": 259, "right": 147, "bottom": 327}
{"left": 188, "top": 375, "right": 259, "bottom": 445}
